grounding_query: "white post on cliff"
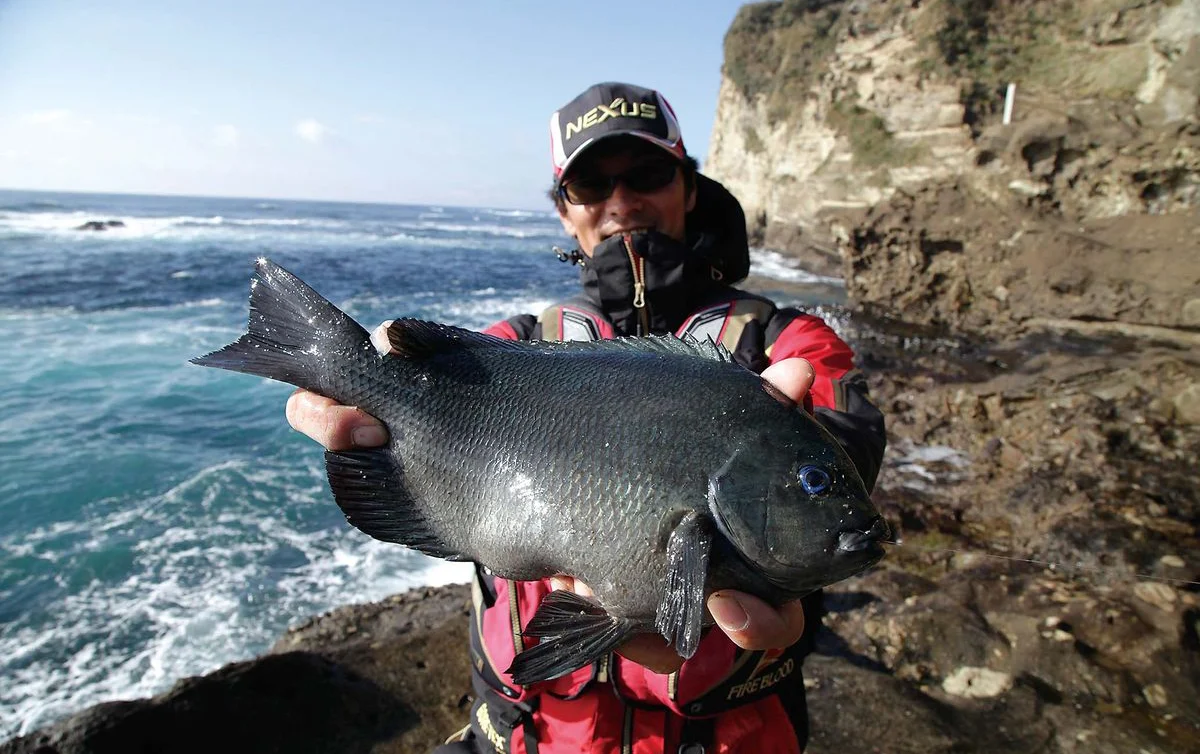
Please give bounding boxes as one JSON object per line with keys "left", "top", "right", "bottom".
{"left": 1003, "top": 83, "right": 1016, "bottom": 125}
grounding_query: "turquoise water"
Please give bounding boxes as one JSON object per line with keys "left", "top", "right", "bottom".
{"left": 0, "top": 189, "right": 843, "bottom": 738}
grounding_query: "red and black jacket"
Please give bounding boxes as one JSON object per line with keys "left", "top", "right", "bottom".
{"left": 441, "top": 176, "right": 886, "bottom": 754}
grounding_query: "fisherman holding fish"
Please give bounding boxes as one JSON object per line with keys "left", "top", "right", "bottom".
{"left": 282, "top": 83, "right": 887, "bottom": 753}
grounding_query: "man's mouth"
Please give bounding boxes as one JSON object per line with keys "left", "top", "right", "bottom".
{"left": 601, "top": 225, "right": 654, "bottom": 241}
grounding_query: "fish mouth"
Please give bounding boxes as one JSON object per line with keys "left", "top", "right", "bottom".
{"left": 837, "top": 517, "right": 891, "bottom": 556}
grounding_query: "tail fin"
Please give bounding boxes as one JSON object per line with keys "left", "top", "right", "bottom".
{"left": 190, "top": 258, "right": 370, "bottom": 392}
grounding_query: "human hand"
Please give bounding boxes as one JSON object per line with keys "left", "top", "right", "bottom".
{"left": 283, "top": 326, "right": 391, "bottom": 450}
{"left": 546, "top": 576, "right": 807, "bottom": 674}
{"left": 549, "top": 358, "right": 816, "bottom": 672}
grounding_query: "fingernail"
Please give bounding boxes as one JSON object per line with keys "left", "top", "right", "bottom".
{"left": 351, "top": 425, "right": 387, "bottom": 447}
{"left": 709, "top": 593, "right": 750, "bottom": 632}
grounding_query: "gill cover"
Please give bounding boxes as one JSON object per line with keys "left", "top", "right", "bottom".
{"left": 706, "top": 423, "right": 872, "bottom": 587}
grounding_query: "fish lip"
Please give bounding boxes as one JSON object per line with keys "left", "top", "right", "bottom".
{"left": 836, "top": 517, "right": 892, "bottom": 554}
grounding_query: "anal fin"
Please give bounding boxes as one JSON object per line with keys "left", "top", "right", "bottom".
{"left": 655, "top": 511, "right": 712, "bottom": 659}
{"left": 508, "top": 590, "right": 639, "bottom": 685}
{"left": 325, "top": 448, "right": 463, "bottom": 560}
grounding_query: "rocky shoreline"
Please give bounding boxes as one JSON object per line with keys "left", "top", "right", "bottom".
{"left": 6, "top": 303, "right": 1197, "bottom": 753}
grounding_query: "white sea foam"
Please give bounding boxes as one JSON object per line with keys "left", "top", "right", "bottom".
{"left": 407, "top": 221, "right": 563, "bottom": 240}
{"left": 0, "top": 208, "right": 560, "bottom": 251}
{"left": 430, "top": 295, "right": 557, "bottom": 330}
{"left": 0, "top": 457, "right": 472, "bottom": 737}
{"left": 0, "top": 210, "right": 347, "bottom": 241}
{"left": 0, "top": 305, "right": 80, "bottom": 321}
{"left": 484, "top": 208, "right": 542, "bottom": 218}
{"left": 885, "top": 438, "right": 972, "bottom": 491}
{"left": 749, "top": 248, "right": 843, "bottom": 285}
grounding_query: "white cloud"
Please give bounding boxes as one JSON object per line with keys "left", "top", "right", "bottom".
{"left": 295, "top": 118, "right": 330, "bottom": 144}
{"left": 354, "top": 114, "right": 385, "bottom": 124}
{"left": 213, "top": 124, "right": 239, "bottom": 147}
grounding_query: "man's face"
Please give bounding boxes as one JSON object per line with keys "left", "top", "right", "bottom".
{"left": 556, "top": 140, "right": 695, "bottom": 257}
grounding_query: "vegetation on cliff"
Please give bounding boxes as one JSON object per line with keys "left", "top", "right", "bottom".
{"left": 723, "top": 1, "right": 850, "bottom": 123}
{"left": 723, "top": 0, "right": 1178, "bottom": 145}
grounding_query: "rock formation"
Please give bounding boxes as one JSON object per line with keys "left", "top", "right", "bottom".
{"left": 74, "top": 220, "right": 126, "bottom": 231}
{"left": 707, "top": 0, "right": 1199, "bottom": 334}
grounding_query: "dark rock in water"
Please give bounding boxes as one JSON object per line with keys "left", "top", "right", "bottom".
{"left": 74, "top": 220, "right": 125, "bottom": 231}
{"left": 0, "top": 653, "right": 411, "bottom": 754}
{"left": 1, "top": 587, "right": 473, "bottom": 754}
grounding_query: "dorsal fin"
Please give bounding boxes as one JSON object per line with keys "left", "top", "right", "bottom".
{"left": 372, "top": 320, "right": 733, "bottom": 364}
{"left": 539, "top": 334, "right": 734, "bottom": 363}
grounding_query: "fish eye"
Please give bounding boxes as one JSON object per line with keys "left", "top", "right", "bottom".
{"left": 797, "top": 465, "right": 831, "bottom": 495}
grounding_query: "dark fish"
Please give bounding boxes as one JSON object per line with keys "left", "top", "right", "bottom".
{"left": 192, "top": 259, "right": 889, "bottom": 683}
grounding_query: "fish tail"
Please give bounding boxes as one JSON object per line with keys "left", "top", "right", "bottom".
{"left": 190, "top": 258, "right": 370, "bottom": 392}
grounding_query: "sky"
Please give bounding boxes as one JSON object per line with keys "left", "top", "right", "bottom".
{"left": 0, "top": 0, "right": 750, "bottom": 209}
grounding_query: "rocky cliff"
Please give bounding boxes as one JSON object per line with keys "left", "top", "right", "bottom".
{"left": 708, "top": 0, "right": 1199, "bottom": 334}
{"left": 702, "top": 2, "right": 1200, "bottom": 751}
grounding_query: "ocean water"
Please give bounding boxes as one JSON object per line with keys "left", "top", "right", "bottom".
{"left": 0, "top": 189, "right": 843, "bottom": 739}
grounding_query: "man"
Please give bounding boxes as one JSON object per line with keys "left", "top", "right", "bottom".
{"left": 287, "top": 82, "right": 885, "bottom": 753}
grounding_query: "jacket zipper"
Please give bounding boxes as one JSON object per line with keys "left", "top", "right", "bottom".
{"left": 622, "top": 233, "right": 650, "bottom": 336}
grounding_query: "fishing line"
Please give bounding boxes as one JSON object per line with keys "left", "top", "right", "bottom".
{"left": 880, "top": 540, "right": 1200, "bottom": 587}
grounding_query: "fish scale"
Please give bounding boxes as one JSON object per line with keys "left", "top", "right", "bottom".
{"left": 193, "top": 258, "right": 889, "bottom": 683}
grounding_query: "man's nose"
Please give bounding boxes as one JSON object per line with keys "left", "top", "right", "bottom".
{"left": 604, "top": 178, "right": 644, "bottom": 213}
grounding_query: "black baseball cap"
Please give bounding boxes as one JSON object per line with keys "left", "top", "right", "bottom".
{"left": 549, "top": 82, "right": 686, "bottom": 185}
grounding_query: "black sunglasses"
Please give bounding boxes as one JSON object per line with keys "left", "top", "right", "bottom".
{"left": 558, "top": 161, "right": 680, "bottom": 205}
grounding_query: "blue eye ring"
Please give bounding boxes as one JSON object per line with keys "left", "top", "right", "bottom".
{"left": 798, "top": 465, "right": 831, "bottom": 495}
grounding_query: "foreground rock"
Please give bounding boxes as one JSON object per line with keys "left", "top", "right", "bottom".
{"left": 832, "top": 321, "right": 1200, "bottom": 753}
{"left": 2, "top": 588, "right": 473, "bottom": 753}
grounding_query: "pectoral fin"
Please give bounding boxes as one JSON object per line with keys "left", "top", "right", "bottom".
{"left": 508, "top": 590, "right": 639, "bottom": 685}
{"left": 655, "top": 510, "right": 712, "bottom": 659}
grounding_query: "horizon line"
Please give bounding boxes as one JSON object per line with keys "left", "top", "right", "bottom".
{"left": 0, "top": 185, "right": 550, "bottom": 215}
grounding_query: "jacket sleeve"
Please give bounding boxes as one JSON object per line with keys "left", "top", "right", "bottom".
{"left": 483, "top": 314, "right": 538, "bottom": 341}
{"left": 765, "top": 310, "right": 886, "bottom": 492}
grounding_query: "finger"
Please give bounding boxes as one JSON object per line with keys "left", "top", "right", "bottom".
{"left": 615, "top": 633, "right": 685, "bottom": 674}
{"left": 285, "top": 389, "right": 388, "bottom": 450}
{"left": 707, "top": 591, "right": 806, "bottom": 651}
{"left": 760, "top": 358, "right": 815, "bottom": 405}
{"left": 548, "top": 575, "right": 574, "bottom": 593}
{"left": 547, "top": 576, "right": 594, "bottom": 598}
